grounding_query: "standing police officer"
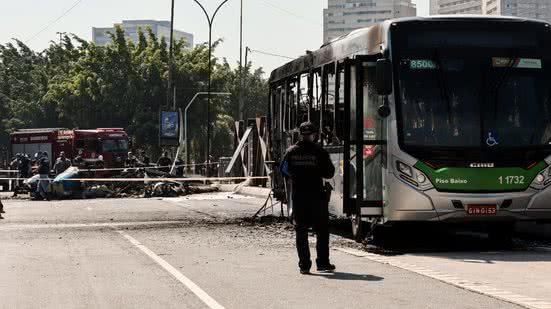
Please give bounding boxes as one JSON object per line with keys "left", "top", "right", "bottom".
{"left": 281, "top": 122, "right": 336, "bottom": 274}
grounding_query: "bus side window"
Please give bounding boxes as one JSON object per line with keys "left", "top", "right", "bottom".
{"left": 333, "top": 66, "right": 345, "bottom": 144}
{"left": 298, "top": 73, "right": 310, "bottom": 126}
{"left": 323, "top": 68, "right": 342, "bottom": 146}
{"left": 288, "top": 81, "right": 297, "bottom": 132}
{"left": 310, "top": 71, "right": 322, "bottom": 133}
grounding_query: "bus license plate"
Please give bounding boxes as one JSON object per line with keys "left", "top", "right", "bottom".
{"left": 467, "top": 205, "right": 497, "bottom": 215}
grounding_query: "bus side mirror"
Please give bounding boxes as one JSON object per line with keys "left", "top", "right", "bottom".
{"left": 376, "top": 58, "right": 393, "bottom": 96}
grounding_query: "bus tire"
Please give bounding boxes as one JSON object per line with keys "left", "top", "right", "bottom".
{"left": 351, "top": 206, "right": 367, "bottom": 242}
{"left": 488, "top": 223, "right": 514, "bottom": 248}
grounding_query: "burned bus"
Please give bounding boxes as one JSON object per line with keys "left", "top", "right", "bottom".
{"left": 268, "top": 16, "right": 551, "bottom": 242}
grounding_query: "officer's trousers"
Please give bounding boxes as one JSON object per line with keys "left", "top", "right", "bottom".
{"left": 293, "top": 197, "right": 330, "bottom": 270}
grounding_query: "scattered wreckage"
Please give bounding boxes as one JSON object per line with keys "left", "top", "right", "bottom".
{"left": 16, "top": 167, "right": 217, "bottom": 200}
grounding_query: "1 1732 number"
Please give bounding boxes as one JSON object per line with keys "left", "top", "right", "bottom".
{"left": 498, "top": 176, "right": 525, "bottom": 185}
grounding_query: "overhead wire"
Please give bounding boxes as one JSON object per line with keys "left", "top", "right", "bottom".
{"left": 248, "top": 48, "right": 294, "bottom": 60}
{"left": 25, "top": 0, "right": 85, "bottom": 43}
{"left": 258, "top": 0, "right": 322, "bottom": 27}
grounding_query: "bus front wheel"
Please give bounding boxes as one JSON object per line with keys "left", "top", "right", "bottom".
{"left": 351, "top": 207, "right": 367, "bottom": 242}
{"left": 488, "top": 223, "right": 514, "bottom": 248}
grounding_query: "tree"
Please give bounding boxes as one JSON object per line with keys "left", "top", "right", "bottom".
{"left": 0, "top": 29, "right": 269, "bottom": 162}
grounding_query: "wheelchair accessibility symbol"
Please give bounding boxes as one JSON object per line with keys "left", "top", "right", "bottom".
{"left": 486, "top": 132, "right": 499, "bottom": 147}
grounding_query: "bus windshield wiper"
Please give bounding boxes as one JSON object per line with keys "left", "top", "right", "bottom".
{"left": 432, "top": 49, "right": 453, "bottom": 125}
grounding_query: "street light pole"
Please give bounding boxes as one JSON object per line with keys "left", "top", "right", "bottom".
{"left": 167, "top": 0, "right": 176, "bottom": 110}
{"left": 192, "top": 0, "right": 231, "bottom": 177}
{"left": 183, "top": 92, "right": 231, "bottom": 174}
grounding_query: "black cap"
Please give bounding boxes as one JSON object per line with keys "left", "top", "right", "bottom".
{"left": 299, "top": 122, "right": 316, "bottom": 135}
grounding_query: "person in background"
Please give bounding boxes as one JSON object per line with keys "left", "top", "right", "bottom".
{"left": 97, "top": 155, "right": 105, "bottom": 168}
{"left": 125, "top": 152, "right": 138, "bottom": 168}
{"left": 73, "top": 149, "right": 84, "bottom": 166}
{"left": 54, "top": 151, "right": 72, "bottom": 175}
{"left": 10, "top": 155, "right": 18, "bottom": 172}
{"left": 36, "top": 152, "right": 51, "bottom": 201}
{"left": 140, "top": 151, "right": 151, "bottom": 166}
{"left": 19, "top": 154, "right": 31, "bottom": 178}
{"left": 281, "top": 122, "right": 336, "bottom": 275}
{"left": 157, "top": 151, "right": 172, "bottom": 173}
{"left": 9, "top": 155, "right": 19, "bottom": 193}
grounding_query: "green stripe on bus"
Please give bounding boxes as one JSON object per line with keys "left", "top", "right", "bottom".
{"left": 414, "top": 161, "right": 548, "bottom": 192}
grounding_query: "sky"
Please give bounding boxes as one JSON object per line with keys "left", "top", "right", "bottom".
{"left": 0, "top": 0, "right": 429, "bottom": 75}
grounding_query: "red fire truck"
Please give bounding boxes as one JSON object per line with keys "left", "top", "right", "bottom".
{"left": 10, "top": 128, "right": 130, "bottom": 167}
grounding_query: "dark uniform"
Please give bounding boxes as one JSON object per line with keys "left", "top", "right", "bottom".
{"left": 281, "top": 122, "right": 336, "bottom": 274}
{"left": 0, "top": 197, "right": 5, "bottom": 219}
{"left": 157, "top": 153, "right": 172, "bottom": 173}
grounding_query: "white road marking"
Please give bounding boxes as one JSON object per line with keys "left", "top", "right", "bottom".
{"left": 0, "top": 220, "right": 186, "bottom": 231}
{"left": 115, "top": 228, "right": 225, "bottom": 309}
{"left": 336, "top": 247, "right": 551, "bottom": 309}
{"left": 163, "top": 193, "right": 253, "bottom": 201}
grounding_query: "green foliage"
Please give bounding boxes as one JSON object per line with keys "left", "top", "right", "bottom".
{"left": 0, "top": 29, "right": 269, "bottom": 161}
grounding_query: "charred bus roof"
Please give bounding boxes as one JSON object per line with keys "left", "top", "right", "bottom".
{"left": 269, "top": 15, "right": 549, "bottom": 84}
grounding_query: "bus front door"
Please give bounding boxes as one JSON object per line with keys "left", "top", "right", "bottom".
{"left": 344, "top": 57, "right": 385, "bottom": 241}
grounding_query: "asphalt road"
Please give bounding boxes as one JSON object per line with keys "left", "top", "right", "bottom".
{"left": 0, "top": 193, "right": 549, "bottom": 309}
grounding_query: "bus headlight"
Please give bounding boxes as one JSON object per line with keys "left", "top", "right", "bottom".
{"left": 397, "top": 161, "right": 413, "bottom": 177}
{"left": 417, "top": 173, "right": 427, "bottom": 184}
{"left": 530, "top": 166, "right": 551, "bottom": 190}
{"left": 396, "top": 160, "right": 433, "bottom": 190}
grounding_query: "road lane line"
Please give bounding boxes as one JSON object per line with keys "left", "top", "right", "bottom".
{"left": 0, "top": 220, "right": 187, "bottom": 231}
{"left": 336, "top": 247, "right": 551, "bottom": 309}
{"left": 115, "top": 228, "right": 225, "bottom": 309}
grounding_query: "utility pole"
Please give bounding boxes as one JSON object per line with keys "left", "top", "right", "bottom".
{"left": 192, "top": 0, "right": 231, "bottom": 177}
{"left": 167, "top": 0, "right": 176, "bottom": 110}
{"left": 242, "top": 46, "right": 250, "bottom": 113}
{"left": 173, "top": 87, "right": 177, "bottom": 110}
{"left": 238, "top": 0, "right": 244, "bottom": 122}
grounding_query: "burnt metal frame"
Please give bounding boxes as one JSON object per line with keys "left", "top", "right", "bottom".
{"left": 342, "top": 55, "right": 386, "bottom": 216}
{"left": 269, "top": 53, "right": 386, "bottom": 214}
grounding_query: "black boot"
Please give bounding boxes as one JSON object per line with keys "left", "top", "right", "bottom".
{"left": 317, "top": 263, "right": 336, "bottom": 272}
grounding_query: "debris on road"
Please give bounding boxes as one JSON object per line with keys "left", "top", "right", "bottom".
{"left": 9, "top": 167, "right": 219, "bottom": 200}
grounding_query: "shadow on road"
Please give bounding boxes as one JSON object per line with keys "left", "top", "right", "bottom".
{"left": 310, "top": 272, "right": 384, "bottom": 282}
{"left": 326, "top": 218, "right": 551, "bottom": 262}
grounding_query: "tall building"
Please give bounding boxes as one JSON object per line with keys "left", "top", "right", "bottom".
{"left": 92, "top": 20, "right": 194, "bottom": 48}
{"left": 430, "top": 0, "right": 551, "bottom": 23}
{"left": 502, "top": 0, "right": 551, "bottom": 21}
{"left": 323, "top": 0, "right": 417, "bottom": 43}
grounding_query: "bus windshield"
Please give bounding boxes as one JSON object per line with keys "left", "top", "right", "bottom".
{"left": 102, "top": 139, "right": 129, "bottom": 153}
{"left": 398, "top": 55, "right": 551, "bottom": 148}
